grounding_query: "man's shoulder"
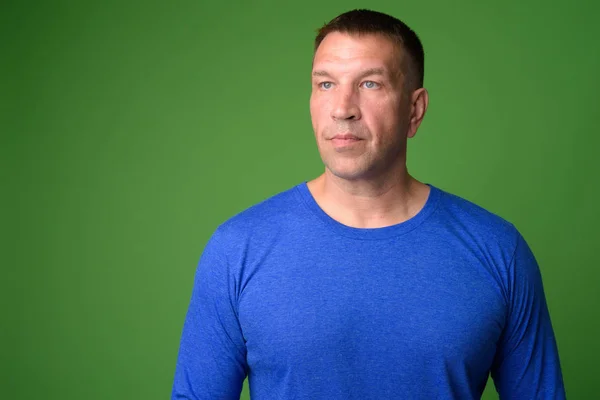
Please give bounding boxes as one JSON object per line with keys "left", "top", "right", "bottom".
{"left": 434, "top": 185, "right": 520, "bottom": 246}
{"left": 212, "top": 182, "right": 304, "bottom": 241}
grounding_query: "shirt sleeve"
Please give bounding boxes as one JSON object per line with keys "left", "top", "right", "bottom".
{"left": 171, "top": 232, "right": 248, "bottom": 399}
{"left": 490, "top": 232, "right": 566, "bottom": 399}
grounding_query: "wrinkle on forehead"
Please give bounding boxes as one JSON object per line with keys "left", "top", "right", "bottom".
{"left": 312, "top": 32, "right": 404, "bottom": 81}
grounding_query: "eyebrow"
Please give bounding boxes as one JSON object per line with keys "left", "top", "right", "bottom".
{"left": 312, "top": 67, "right": 386, "bottom": 79}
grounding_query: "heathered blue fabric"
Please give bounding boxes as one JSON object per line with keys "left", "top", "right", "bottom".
{"left": 172, "top": 182, "right": 565, "bottom": 399}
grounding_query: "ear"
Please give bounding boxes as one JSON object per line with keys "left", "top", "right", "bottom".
{"left": 407, "top": 87, "right": 429, "bottom": 139}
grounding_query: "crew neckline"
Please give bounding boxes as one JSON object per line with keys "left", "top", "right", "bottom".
{"left": 295, "top": 181, "right": 442, "bottom": 240}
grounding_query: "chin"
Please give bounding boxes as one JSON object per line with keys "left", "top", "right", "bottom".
{"left": 320, "top": 151, "right": 374, "bottom": 180}
{"left": 325, "top": 164, "right": 369, "bottom": 181}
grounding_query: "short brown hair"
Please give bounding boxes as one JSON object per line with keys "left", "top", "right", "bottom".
{"left": 314, "top": 9, "right": 424, "bottom": 90}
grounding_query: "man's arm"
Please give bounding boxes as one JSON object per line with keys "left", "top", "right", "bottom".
{"left": 172, "top": 232, "right": 248, "bottom": 400}
{"left": 490, "top": 232, "right": 566, "bottom": 399}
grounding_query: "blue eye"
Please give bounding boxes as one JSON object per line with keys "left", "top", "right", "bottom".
{"left": 319, "top": 82, "right": 333, "bottom": 90}
{"left": 362, "top": 81, "right": 379, "bottom": 89}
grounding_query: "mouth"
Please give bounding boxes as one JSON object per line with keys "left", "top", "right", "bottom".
{"left": 330, "top": 134, "right": 363, "bottom": 148}
{"left": 331, "top": 133, "right": 361, "bottom": 140}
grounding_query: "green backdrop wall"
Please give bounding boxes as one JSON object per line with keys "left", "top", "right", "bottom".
{"left": 4, "top": 0, "right": 599, "bottom": 398}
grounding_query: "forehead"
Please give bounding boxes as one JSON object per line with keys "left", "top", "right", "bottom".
{"left": 312, "top": 32, "right": 402, "bottom": 75}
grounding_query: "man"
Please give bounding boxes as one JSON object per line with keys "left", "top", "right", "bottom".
{"left": 172, "top": 9, "right": 566, "bottom": 399}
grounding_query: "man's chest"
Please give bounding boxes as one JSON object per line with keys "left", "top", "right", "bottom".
{"left": 236, "top": 244, "right": 507, "bottom": 377}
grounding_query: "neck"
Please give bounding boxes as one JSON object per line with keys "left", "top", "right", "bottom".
{"left": 306, "top": 168, "right": 430, "bottom": 229}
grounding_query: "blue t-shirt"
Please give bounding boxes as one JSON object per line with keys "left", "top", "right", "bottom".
{"left": 172, "top": 183, "right": 565, "bottom": 399}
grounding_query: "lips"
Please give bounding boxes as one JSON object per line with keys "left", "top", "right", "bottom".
{"left": 330, "top": 133, "right": 363, "bottom": 148}
{"left": 331, "top": 133, "right": 361, "bottom": 140}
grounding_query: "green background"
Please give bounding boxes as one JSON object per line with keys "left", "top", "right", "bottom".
{"left": 3, "top": 0, "right": 599, "bottom": 398}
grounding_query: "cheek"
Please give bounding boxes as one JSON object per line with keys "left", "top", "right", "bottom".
{"left": 309, "top": 96, "right": 329, "bottom": 128}
{"left": 362, "top": 100, "right": 393, "bottom": 125}
{"left": 370, "top": 96, "right": 402, "bottom": 120}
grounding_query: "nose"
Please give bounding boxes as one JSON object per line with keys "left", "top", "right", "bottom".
{"left": 330, "top": 87, "right": 361, "bottom": 121}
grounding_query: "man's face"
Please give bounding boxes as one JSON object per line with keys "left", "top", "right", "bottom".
{"left": 310, "top": 32, "right": 412, "bottom": 181}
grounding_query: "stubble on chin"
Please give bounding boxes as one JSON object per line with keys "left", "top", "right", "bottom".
{"left": 321, "top": 149, "right": 375, "bottom": 181}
